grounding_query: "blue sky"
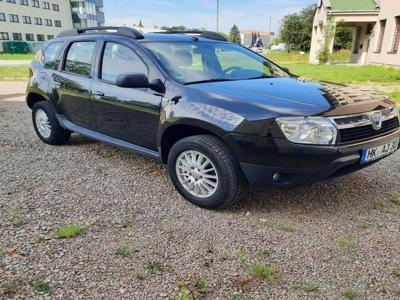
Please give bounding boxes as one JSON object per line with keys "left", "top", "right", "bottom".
{"left": 104, "top": 0, "right": 315, "bottom": 35}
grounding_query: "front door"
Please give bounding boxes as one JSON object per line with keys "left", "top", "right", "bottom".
{"left": 90, "top": 41, "right": 163, "bottom": 151}
{"left": 53, "top": 40, "right": 97, "bottom": 129}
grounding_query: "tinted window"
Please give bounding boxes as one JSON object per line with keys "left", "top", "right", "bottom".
{"left": 101, "top": 43, "right": 148, "bottom": 83}
{"left": 64, "top": 42, "right": 96, "bottom": 77}
{"left": 143, "top": 42, "right": 289, "bottom": 84}
{"left": 43, "top": 42, "right": 63, "bottom": 69}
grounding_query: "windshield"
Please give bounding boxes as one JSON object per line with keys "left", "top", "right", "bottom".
{"left": 142, "top": 41, "right": 290, "bottom": 84}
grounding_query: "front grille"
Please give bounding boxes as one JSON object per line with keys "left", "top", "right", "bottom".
{"left": 338, "top": 117, "right": 399, "bottom": 144}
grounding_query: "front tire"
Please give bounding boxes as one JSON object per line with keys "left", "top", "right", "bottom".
{"left": 32, "top": 101, "right": 71, "bottom": 145}
{"left": 168, "top": 135, "right": 242, "bottom": 209}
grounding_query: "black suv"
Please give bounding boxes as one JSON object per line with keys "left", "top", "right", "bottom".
{"left": 27, "top": 27, "right": 400, "bottom": 209}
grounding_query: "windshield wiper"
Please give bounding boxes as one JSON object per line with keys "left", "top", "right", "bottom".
{"left": 245, "top": 75, "right": 276, "bottom": 80}
{"left": 184, "top": 78, "right": 236, "bottom": 85}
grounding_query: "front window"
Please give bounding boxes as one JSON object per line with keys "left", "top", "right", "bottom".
{"left": 142, "top": 41, "right": 289, "bottom": 84}
{"left": 101, "top": 42, "right": 148, "bottom": 83}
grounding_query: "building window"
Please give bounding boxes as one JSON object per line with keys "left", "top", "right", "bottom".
{"left": 376, "top": 19, "right": 386, "bottom": 53}
{"left": 52, "top": 3, "right": 59, "bottom": 11}
{"left": 19, "top": 0, "right": 28, "bottom": 5}
{"left": 390, "top": 16, "right": 400, "bottom": 54}
{"left": 31, "top": 0, "right": 39, "bottom": 8}
{"left": 37, "top": 34, "right": 45, "bottom": 42}
{"left": 0, "top": 13, "right": 5, "bottom": 21}
{"left": 6, "top": 0, "right": 16, "bottom": 3}
{"left": 22, "top": 16, "right": 31, "bottom": 24}
{"left": 54, "top": 20, "right": 61, "bottom": 27}
{"left": 9, "top": 14, "right": 19, "bottom": 23}
{"left": 45, "top": 19, "right": 52, "bottom": 26}
{"left": 26, "top": 33, "right": 34, "bottom": 41}
{"left": 12, "top": 33, "right": 22, "bottom": 41}
{"left": 34, "top": 17, "right": 42, "bottom": 25}
{"left": 47, "top": 35, "right": 54, "bottom": 40}
{"left": 0, "top": 32, "right": 9, "bottom": 40}
{"left": 43, "top": 1, "right": 50, "bottom": 9}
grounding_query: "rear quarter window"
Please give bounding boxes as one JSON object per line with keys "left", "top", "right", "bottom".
{"left": 64, "top": 41, "right": 96, "bottom": 77}
{"left": 43, "top": 41, "right": 64, "bottom": 69}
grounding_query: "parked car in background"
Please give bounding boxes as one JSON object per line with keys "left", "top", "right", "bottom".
{"left": 271, "top": 43, "right": 287, "bottom": 51}
{"left": 26, "top": 27, "right": 400, "bottom": 209}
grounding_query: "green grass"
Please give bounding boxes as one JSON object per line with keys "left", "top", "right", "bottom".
{"left": 2, "top": 205, "right": 23, "bottom": 226}
{"left": 115, "top": 245, "right": 135, "bottom": 257}
{"left": 387, "top": 92, "right": 400, "bottom": 106}
{"left": 393, "top": 197, "right": 400, "bottom": 207}
{"left": 265, "top": 50, "right": 351, "bottom": 64}
{"left": 146, "top": 260, "right": 162, "bottom": 274}
{"left": 342, "top": 289, "right": 358, "bottom": 299}
{"left": 30, "top": 276, "right": 51, "bottom": 293}
{"left": 337, "top": 234, "right": 354, "bottom": 255}
{"left": 292, "top": 282, "right": 320, "bottom": 292}
{"left": 265, "top": 52, "right": 310, "bottom": 64}
{"left": 56, "top": 224, "right": 81, "bottom": 239}
{"left": 0, "top": 66, "right": 29, "bottom": 81}
{"left": 249, "top": 263, "right": 277, "bottom": 283}
{"left": 0, "top": 53, "right": 34, "bottom": 60}
{"left": 281, "top": 64, "right": 400, "bottom": 84}
{"left": 196, "top": 276, "right": 208, "bottom": 294}
{"left": 279, "top": 224, "right": 295, "bottom": 233}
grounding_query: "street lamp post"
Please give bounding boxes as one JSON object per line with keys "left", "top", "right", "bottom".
{"left": 216, "top": 0, "right": 220, "bottom": 33}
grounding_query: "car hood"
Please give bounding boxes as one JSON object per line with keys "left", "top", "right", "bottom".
{"left": 187, "top": 77, "right": 394, "bottom": 119}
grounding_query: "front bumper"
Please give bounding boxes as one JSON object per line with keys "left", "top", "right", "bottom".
{"left": 224, "top": 128, "right": 400, "bottom": 188}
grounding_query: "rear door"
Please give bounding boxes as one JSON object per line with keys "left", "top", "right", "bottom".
{"left": 53, "top": 39, "right": 97, "bottom": 129}
{"left": 90, "top": 38, "right": 164, "bottom": 150}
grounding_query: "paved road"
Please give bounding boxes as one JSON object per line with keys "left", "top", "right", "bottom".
{"left": 1, "top": 82, "right": 400, "bottom": 299}
{"left": 0, "top": 60, "right": 31, "bottom": 66}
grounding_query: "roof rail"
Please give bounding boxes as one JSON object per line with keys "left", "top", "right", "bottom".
{"left": 155, "top": 31, "right": 227, "bottom": 41}
{"left": 56, "top": 26, "right": 144, "bottom": 39}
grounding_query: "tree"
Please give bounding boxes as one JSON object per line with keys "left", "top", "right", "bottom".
{"left": 280, "top": 4, "right": 316, "bottom": 51}
{"left": 334, "top": 27, "right": 354, "bottom": 50}
{"left": 229, "top": 25, "right": 241, "bottom": 44}
{"left": 318, "top": 17, "right": 336, "bottom": 63}
{"left": 218, "top": 32, "right": 229, "bottom": 41}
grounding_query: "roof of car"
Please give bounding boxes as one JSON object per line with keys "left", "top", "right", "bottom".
{"left": 56, "top": 27, "right": 228, "bottom": 43}
{"left": 140, "top": 33, "right": 224, "bottom": 42}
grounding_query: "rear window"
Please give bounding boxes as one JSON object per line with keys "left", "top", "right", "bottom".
{"left": 43, "top": 42, "right": 63, "bottom": 69}
{"left": 64, "top": 41, "right": 96, "bottom": 77}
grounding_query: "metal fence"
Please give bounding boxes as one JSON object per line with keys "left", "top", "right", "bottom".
{"left": 0, "top": 41, "right": 43, "bottom": 54}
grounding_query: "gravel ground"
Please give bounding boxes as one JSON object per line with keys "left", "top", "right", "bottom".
{"left": 1, "top": 82, "right": 400, "bottom": 300}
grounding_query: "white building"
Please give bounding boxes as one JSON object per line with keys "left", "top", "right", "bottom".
{"left": 0, "top": 0, "right": 73, "bottom": 53}
{"left": 310, "top": 0, "right": 400, "bottom": 67}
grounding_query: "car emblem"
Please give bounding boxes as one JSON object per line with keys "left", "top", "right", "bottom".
{"left": 369, "top": 111, "right": 383, "bottom": 130}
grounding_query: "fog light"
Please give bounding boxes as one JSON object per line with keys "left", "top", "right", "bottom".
{"left": 273, "top": 173, "right": 282, "bottom": 182}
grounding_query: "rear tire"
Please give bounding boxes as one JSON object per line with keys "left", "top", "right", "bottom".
{"left": 32, "top": 101, "right": 71, "bottom": 145}
{"left": 168, "top": 135, "right": 242, "bottom": 209}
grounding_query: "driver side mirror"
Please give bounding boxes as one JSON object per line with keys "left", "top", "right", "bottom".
{"left": 116, "top": 73, "right": 150, "bottom": 89}
{"left": 282, "top": 67, "right": 290, "bottom": 73}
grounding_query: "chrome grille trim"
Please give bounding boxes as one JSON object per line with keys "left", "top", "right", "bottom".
{"left": 329, "top": 108, "right": 398, "bottom": 130}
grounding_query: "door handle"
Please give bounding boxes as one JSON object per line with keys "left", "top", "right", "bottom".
{"left": 93, "top": 91, "right": 104, "bottom": 99}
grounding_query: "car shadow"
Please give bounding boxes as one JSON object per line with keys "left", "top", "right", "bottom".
{"left": 67, "top": 134, "right": 100, "bottom": 146}
{"left": 227, "top": 170, "right": 384, "bottom": 215}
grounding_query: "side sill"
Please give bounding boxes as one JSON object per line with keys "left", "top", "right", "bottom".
{"left": 56, "top": 114, "right": 161, "bottom": 160}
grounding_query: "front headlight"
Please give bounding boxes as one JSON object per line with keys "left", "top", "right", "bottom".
{"left": 276, "top": 117, "right": 337, "bottom": 145}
